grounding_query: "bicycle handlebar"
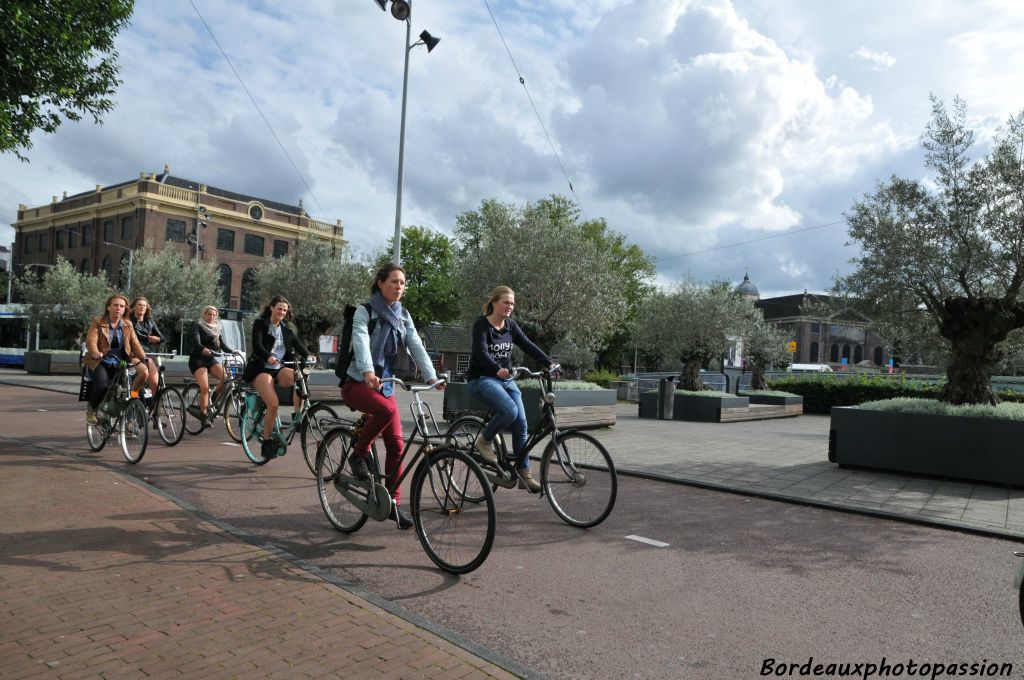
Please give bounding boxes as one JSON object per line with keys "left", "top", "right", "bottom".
{"left": 510, "top": 363, "right": 561, "bottom": 380}
{"left": 147, "top": 351, "right": 178, "bottom": 358}
{"left": 381, "top": 376, "right": 447, "bottom": 392}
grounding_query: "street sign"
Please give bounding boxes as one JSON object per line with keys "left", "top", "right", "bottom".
{"left": 786, "top": 341, "right": 797, "bottom": 353}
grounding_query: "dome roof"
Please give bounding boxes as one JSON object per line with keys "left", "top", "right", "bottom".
{"left": 735, "top": 272, "right": 759, "bottom": 299}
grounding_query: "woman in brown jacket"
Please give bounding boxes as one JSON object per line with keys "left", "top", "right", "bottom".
{"left": 84, "top": 294, "right": 147, "bottom": 424}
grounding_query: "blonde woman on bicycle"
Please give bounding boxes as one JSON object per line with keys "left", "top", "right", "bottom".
{"left": 467, "top": 286, "right": 552, "bottom": 493}
{"left": 187, "top": 306, "right": 234, "bottom": 425}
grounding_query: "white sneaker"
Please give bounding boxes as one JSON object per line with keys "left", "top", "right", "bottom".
{"left": 473, "top": 433, "right": 498, "bottom": 464}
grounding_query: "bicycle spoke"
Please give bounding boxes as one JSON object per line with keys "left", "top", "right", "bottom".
{"left": 542, "top": 431, "right": 616, "bottom": 528}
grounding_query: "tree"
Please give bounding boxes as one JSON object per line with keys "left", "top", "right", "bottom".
{"left": 741, "top": 313, "right": 791, "bottom": 390}
{"left": 453, "top": 195, "right": 634, "bottom": 358}
{"left": 16, "top": 256, "right": 112, "bottom": 347}
{"left": 254, "top": 241, "right": 370, "bottom": 345}
{"left": 377, "top": 226, "right": 458, "bottom": 327}
{"left": 633, "top": 277, "right": 751, "bottom": 391}
{"left": 839, "top": 96, "right": 1024, "bottom": 405}
{"left": 127, "top": 248, "right": 221, "bottom": 341}
{"left": 1, "top": 0, "right": 134, "bottom": 160}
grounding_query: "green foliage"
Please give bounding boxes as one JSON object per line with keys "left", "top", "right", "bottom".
{"left": 378, "top": 225, "right": 458, "bottom": 326}
{"left": 513, "top": 378, "right": 604, "bottom": 391}
{"left": 128, "top": 248, "right": 220, "bottom": 333}
{"left": 739, "top": 389, "right": 799, "bottom": 397}
{"left": 673, "top": 389, "right": 733, "bottom": 398}
{"left": 584, "top": 368, "right": 620, "bottom": 387}
{"left": 768, "top": 374, "right": 941, "bottom": 414}
{"left": 1, "top": 0, "right": 134, "bottom": 160}
{"left": 255, "top": 241, "right": 369, "bottom": 344}
{"left": 741, "top": 311, "right": 791, "bottom": 389}
{"left": 859, "top": 398, "right": 1024, "bottom": 421}
{"left": 16, "top": 256, "right": 112, "bottom": 347}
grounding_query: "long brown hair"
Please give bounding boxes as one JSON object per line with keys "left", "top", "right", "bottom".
{"left": 370, "top": 263, "right": 406, "bottom": 296}
{"left": 130, "top": 296, "right": 153, "bottom": 322}
{"left": 260, "top": 295, "right": 293, "bottom": 324}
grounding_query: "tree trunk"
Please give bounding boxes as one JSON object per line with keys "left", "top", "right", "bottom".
{"left": 678, "top": 358, "right": 703, "bottom": 391}
{"left": 937, "top": 296, "right": 1024, "bottom": 406}
{"left": 750, "top": 366, "right": 768, "bottom": 391}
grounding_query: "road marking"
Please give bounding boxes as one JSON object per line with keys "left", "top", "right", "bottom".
{"left": 37, "top": 409, "right": 49, "bottom": 412}
{"left": 222, "top": 442, "right": 240, "bottom": 447}
{"left": 625, "top": 535, "right": 669, "bottom": 548}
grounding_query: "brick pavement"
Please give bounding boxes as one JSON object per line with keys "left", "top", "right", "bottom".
{"left": 0, "top": 440, "right": 519, "bottom": 680}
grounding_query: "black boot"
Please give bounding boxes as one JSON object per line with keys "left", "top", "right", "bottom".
{"left": 388, "top": 505, "right": 413, "bottom": 530}
{"left": 348, "top": 454, "right": 371, "bottom": 481}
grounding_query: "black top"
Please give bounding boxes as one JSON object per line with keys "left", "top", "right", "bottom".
{"left": 247, "top": 317, "right": 309, "bottom": 367}
{"left": 465, "top": 316, "right": 550, "bottom": 380}
{"left": 131, "top": 316, "right": 162, "bottom": 352}
{"left": 189, "top": 325, "right": 234, "bottom": 360}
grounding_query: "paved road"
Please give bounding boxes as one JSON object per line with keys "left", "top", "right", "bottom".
{"left": 1, "top": 381, "right": 1022, "bottom": 678}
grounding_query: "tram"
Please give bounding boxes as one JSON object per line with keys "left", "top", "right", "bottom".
{"left": 0, "top": 304, "right": 30, "bottom": 367}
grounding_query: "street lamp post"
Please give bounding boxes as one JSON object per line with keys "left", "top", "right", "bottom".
{"left": 102, "top": 241, "right": 135, "bottom": 292}
{"left": 373, "top": 0, "right": 440, "bottom": 265}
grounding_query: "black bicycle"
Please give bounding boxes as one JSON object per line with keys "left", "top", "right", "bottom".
{"left": 85, "top": 360, "right": 149, "bottom": 464}
{"left": 314, "top": 377, "right": 496, "bottom": 574}
{"left": 445, "top": 364, "right": 617, "bottom": 528}
{"left": 142, "top": 352, "right": 187, "bottom": 446}
{"left": 182, "top": 351, "right": 246, "bottom": 440}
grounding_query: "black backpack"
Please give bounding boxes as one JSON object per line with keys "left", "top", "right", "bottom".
{"left": 334, "top": 302, "right": 375, "bottom": 385}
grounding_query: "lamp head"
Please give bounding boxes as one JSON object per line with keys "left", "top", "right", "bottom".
{"left": 390, "top": 0, "right": 410, "bottom": 20}
{"left": 419, "top": 30, "right": 440, "bottom": 52}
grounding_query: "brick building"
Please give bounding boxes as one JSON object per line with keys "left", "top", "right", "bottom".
{"left": 11, "top": 168, "right": 345, "bottom": 310}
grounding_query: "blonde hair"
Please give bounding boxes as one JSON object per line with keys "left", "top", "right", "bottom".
{"left": 130, "top": 297, "right": 152, "bottom": 321}
{"left": 200, "top": 305, "right": 219, "bottom": 320}
{"left": 482, "top": 286, "right": 515, "bottom": 315}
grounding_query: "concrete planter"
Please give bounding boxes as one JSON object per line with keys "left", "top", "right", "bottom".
{"left": 672, "top": 393, "right": 750, "bottom": 422}
{"left": 745, "top": 394, "right": 803, "bottom": 407}
{"left": 24, "top": 351, "right": 81, "bottom": 375}
{"left": 829, "top": 406, "right": 1024, "bottom": 486}
{"left": 443, "top": 382, "right": 616, "bottom": 429}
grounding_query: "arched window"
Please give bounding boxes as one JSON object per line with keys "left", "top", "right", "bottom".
{"left": 240, "top": 268, "right": 258, "bottom": 311}
{"left": 842, "top": 344, "right": 851, "bottom": 361}
{"left": 873, "top": 346, "right": 884, "bottom": 366}
{"left": 217, "top": 264, "right": 232, "bottom": 307}
{"left": 101, "top": 256, "right": 113, "bottom": 283}
{"left": 118, "top": 254, "right": 131, "bottom": 290}
{"left": 853, "top": 345, "right": 863, "bottom": 364}
{"left": 830, "top": 343, "right": 839, "bottom": 363}
{"left": 80, "top": 259, "right": 90, "bottom": 273}
{"left": 809, "top": 341, "right": 819, "bottom": 363}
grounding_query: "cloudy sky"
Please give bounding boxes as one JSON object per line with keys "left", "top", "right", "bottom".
{"left": 3, "top": 0, "right": 1024, "bottom": 296}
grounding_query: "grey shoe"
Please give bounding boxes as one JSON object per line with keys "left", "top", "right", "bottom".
{"left": 517, "top": 467, "right": 541, "bottom": 493}
{"left": 473, "top": 433, "right": 498, "bottom": 465}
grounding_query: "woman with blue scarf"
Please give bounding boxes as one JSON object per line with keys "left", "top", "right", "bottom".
{"left": 341, "top": 263, "right": 441, "bottom": 529}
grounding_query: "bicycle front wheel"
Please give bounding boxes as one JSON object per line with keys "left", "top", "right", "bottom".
{"left": 181, "top": 383, "right": 203, "bottom": 435}
{"left": 224, "top": 388, "right": 244, "bottom": 442}
{"left": 154, "top": 387, "right": 186, "bottom": 446}
{"left": 411, "top": 446, "right": 495, "bottom": 574}
{"left": 120, "top": 398, "right": 149, "bottom": 464}
{"left": 301, "top": 403, "right": 340, "bottom": 475}
{"left": 316, "top": 427, "right": 368, "bottom": 533}
{"left": 239, "top": 398, "right": 268, "bottom": 465}
{"left": 541, "top": 431, "right": 617, "bottom": 528}
{"left": 86, "top": 418, "right": 110, "bottom": 452}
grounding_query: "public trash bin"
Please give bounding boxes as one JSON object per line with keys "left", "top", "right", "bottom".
{"left": 658, "top": 377, "right": 675, "bottom": 420}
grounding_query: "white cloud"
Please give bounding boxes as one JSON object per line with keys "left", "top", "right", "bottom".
{"left": 849, "top": 46, "right": 896, "bottom": 71}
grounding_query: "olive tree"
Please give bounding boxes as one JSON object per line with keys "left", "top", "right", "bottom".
{"left": 633, "top": 278, "right": 751, "bottom": 391}
{"left": 16, "top": 256, "right": 112, "bottom": 347}
{"left": 127, "top": 248, "right": 221, "bottom": 338}
{"left": 839, "top": 96, "right": 1024, "bottom": 404}
{"left": 453, "top": 196, "right": 635, "bottom": 358}
{"left": 741, "top": 313, "right": 791, "bottom": 390}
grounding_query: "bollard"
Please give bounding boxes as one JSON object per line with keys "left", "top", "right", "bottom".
{"left": 658, "top": 377, "right": 675, "bottom": 420}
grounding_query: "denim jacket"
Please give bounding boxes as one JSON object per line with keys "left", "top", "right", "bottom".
{"left": 345, "top": 303, "right": 437, "bottom": 384}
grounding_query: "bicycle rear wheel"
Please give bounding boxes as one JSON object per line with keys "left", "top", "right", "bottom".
{"left": 224, "top": 388, "right": 244, "bottom": 442}
{"left": 120, "top": 398, "right": 149, "bottom": 464}
{"left": 445, "top": 415, "right": 499, "bottom": 502}
{"left": 301, "top": 403, "right": 340, "bottom": 475}
{"left": 154, "top": 387, "right": 186, "bottom": 446}
{"left": 541, "top": 431, "right": 617, "bottom": 528}
{"left": 316, "top": 427, "right": 368, "bottom": 533}
{"left": 411, "top": 447, "right": 495, "bottom": 574}
{"left": 239, "top": 398, "right": 269, "bottom": 465}
{"left": 181, "top": 383, "right": 204, "bottom": 435}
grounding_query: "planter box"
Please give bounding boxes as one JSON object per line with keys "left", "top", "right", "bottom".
{"left": 829, "top": 406, "right": 1024, "bottom": 486}
{"left": 672, "top": 394, "right": 749, "bottom": 423}
{"left": 443, "top": 382, "right": 616, "bottom": 429}
{"left": 638, "top": 391, "right": 659, "bottom": 419}
{"left": 24, "top": 351, "right": 81, "bottom": 375}
{"left": 744, "top": 394, "right": 803, "bottom": 407}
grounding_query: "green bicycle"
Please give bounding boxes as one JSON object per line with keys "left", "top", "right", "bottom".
{"left": 238, "top": 357, "right": 339, "bottom": 467}
{"left": 85, "top": 359, "right": 149, "bottom": 464}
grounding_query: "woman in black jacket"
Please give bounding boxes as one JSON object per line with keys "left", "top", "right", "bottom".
{"left": 129, "top": 297, "right": 162, "bottom": 398}
{"left": 242, "top": 295, "right": 311, "bottom": 461}
{"left": 187, "top": 305, "right": 234, "bottom": 425}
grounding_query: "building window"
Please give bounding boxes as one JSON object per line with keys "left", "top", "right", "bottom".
{"left": 82, "top": 224, "right": 93, "bottom": 246}
{"left": 456, "top": 354, "right": 470, "bottom": 376}
{"left": 842, "top": 344, "right": 851, "bottom": 361}
{"left": 23, "top": 237, "right": 32, "bottom": 254}
{"left": 809, "top": 341, "right": 819, "bottom": 363}
{"left": 810, "top": 323, "right": 820, "bottom": 333}
{"left": 240, "top": 268, "right": 258, "bottom": 311}
{"left": 118, "top": 254, "right": 131, "bottom": 290}
{"left": 216, "top": 228, "right": 235, "bottom": 251}
{"left": 830, "top": 343, "right": 839, "bottom": 363}
{"left": 38, "top": 232, "right": 48, "bottom": 252}
{"left": 873, "top": 346, "right": 884, "bottom": 366}
{"left": 80, "top": 259, "right": 89, "bottom": 273}
{"left": 121, "top": 216, "right": 134, "bottom": 240}
{"left": 853, "top": 345, "right": 863, "bottom": 364}
{"left": 244, "top": 234, "right": 264, "bottom": 256}
{"left": 55, "top": 230, "right": 64, "bottom": 250}
{"left": 217, "top": 264, "right": 232, "bottom": 306}
{"left": 101, "top": 256, "right": 113, "bottom": 283}
{"left": 103, "top": 220, "right": 113, "bottom": 243}
{"left": 68, "top": 227, "right": 78, "bottom": 249}
{"left": 166, "top": 219, "right": 186, "bottom": 242}
{"left": 273, "top": 240, "right": 288, "bottom": 259}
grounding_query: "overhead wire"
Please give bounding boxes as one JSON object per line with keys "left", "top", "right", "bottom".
{"left": 654, "top": 219, "right": 849, "bottom": 263}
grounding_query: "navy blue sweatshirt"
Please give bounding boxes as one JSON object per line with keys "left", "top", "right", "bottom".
{"left": 465, "top": 316, "right": 550, "bottom": 380}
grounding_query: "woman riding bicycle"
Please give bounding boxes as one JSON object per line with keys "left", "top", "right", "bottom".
{"left": 467, "top": 286, "right": 552, "bottom": 493}
{"left": 129, "top": 297, "right": 162, "bottom": 399}
{"left": 187, "top": 305, "right": 235, "bottom": 426}
{"left": 341, "top": 263, "right": 442, "bottom": 529}
{"left": 83, "top": 294, "right": 148, "bottom": 425}
{"left": 242, "top": 295, "right": 312, "bottom": 462}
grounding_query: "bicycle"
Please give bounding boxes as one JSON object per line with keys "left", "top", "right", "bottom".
{"left": 237, "top": 357, "right": 339, "bottom": 466}
{"left": 142, "top": 351, "right": 187, "bottom": 446}
{"left": 314, "top": 376, "right": 496, "bottom": 574}
{"left": 445, "top": 364, "right": 617, "bottom": 528}
{"left": 85, "top": 359, "right": 149, "bottom": 464}
{"left": 182, "top": 351, "right": 246, "bottom": 441}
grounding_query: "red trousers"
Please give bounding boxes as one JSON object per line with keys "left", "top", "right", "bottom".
{"left": 340, "top": 380, "right": 406, "bottom": 503}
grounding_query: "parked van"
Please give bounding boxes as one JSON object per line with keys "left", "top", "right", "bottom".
{"left": 787, "top": 363, "right": 834, "bottom": 373}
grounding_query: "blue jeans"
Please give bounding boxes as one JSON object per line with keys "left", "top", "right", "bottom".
{"left": 469, "top": 376, "right": 530, "bottom": 469}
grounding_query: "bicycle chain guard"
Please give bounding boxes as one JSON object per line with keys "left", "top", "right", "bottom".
{"left": 335, "top": 476, "right": 391, "bottom": 521}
